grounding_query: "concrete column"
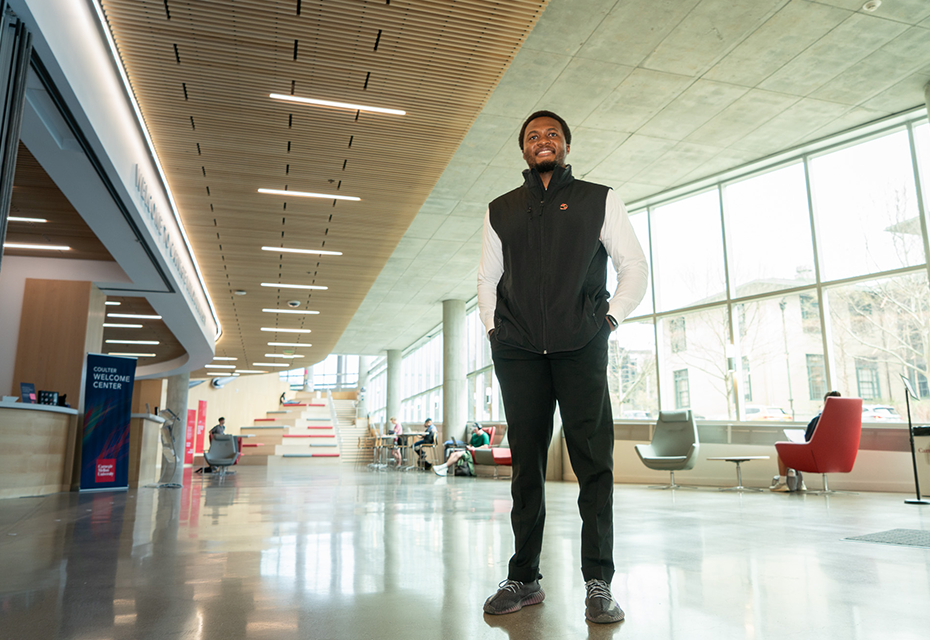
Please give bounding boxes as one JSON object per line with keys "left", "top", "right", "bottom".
{"left": 386, "top": 349, "right": 402, "bottom": 423}
{"left": 357, "top": 355, "right": 371, "bottom": 418}
{"left": 442, "top": 299, "right": 467, "bottom": 440}
{"left": 165, "top": 372, "right": 189, "bottom": 485}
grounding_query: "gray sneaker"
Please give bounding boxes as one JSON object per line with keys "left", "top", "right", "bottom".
{"left": 483, "top": 579, "right": 545, "bottom": 615}
{"left": 585, "top": 579, "right": 625, "bottom": 624}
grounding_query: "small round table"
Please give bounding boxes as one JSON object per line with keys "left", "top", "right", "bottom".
{"left": 707, "top": 456, "right": 770, "bottom": 492}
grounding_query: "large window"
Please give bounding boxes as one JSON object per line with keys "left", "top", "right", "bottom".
{"left": 724, "top": 163, "right": 815, "bottom": 296}
{"left": 651, "top": 190, "right": 726, "bottom": 311}
{"left": 367, "top": 112, "right": 930, "bottom": 428}
{"left": 609, "top": 321, "right": 657, "bottom": 418}
{"left": 828, "top": 272, "right": 930, "bottom": 408}
{"left": 811, "top": 130, "right": 924, "bottom": 281}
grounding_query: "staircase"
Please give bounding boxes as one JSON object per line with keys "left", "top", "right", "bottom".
{"left": 332, "top": 398, "right": 371, "bottom": 466}
{"left": 239, "top": 391, "right": 341, "bottom": 466}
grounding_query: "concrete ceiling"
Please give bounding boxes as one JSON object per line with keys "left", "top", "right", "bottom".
{"left": 334, "top": 0, "right": 930, "bottom": 356}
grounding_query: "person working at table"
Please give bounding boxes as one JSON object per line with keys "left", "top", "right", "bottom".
{"left": 432, "top": 424, "right": 490, "bottom": 476}
{"left": 414, "top": 418, "right": 438, "bottom": 463}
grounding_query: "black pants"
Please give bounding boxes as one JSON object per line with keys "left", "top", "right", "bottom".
{"left": 491, "top": 322, "right": 615, "bottom": 583}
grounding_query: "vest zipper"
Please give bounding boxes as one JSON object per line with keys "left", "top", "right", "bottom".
{"left": 539, "top": 195, "right": 547, "bottom": 354}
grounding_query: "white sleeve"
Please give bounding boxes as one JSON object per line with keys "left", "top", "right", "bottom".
{"left": 601, "top": 189, "right": 649, "bottom": 322}
{"left": 477, "top": 208, "right": 503, "bottom": 334}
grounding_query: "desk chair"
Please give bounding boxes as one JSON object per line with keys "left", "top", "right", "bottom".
{"left": 634, "top": 410, "right": 700, "bottom": 489}
{"left": 204, "top": 434, "right": 239, "bottom": 476}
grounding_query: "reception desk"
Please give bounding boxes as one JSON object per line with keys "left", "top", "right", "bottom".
{"left": 129, "top": 413, "right": 164, "bottom": 488}
{"left": 0, "top": 401, "right": 78, "bottom": 499}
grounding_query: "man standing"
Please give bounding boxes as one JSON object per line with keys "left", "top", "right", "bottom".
{"left": 477, "top": 111, "right": 648, "bottom": 623}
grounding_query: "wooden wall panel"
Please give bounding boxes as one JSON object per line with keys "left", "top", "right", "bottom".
{"left": 12, "top": 279, "right": 105, "bottom": 406}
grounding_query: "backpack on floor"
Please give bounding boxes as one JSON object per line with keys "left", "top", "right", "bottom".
{"left": 454, "top": 451, "right": 476, "bottom": 476}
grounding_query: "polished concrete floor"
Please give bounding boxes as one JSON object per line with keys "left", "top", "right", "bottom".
{"left": 1, "top": 465, "right": 929, "bottom": 640}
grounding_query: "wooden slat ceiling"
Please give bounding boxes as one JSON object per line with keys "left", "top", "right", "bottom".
{"left": 100, "top": 0, "right": 547, "bottom": 377}
{"left": 5, "top": 143, "right": 113, "bottom": 261}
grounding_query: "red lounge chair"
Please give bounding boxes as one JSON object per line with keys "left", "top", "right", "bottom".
{"left": 775, "top": 397, "right": 863, "bottom": 494}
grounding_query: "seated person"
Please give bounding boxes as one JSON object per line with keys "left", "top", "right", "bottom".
{"left": 414, "top": 418, "right": 438, "bottom": 462}
{"left": 771, "top": 391, "right": 840, "bottom": 492}
{"left": 443, "top": 420, "right": 478, "bottom": 459}
{"left": 209, "top": 417, "right": 226, "bottom": 442}
{"left": 433, "top": 425, "right": 491, "bottom": 476}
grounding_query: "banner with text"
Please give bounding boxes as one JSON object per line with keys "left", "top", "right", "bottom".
{"left": 80, "top": 354, "right": 137, "bottom": 491}
{"left": 185, "top": 409, "right": 196, "bottom": 464}
{"left": 195, "top": 400, "right": 207, "bottom": 453}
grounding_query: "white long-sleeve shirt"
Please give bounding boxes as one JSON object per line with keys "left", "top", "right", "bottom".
{"left": 477, "top": 188, "right": 648, "bottom": 335}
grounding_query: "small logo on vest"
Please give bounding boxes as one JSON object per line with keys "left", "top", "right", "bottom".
{"left": 559, "top": 203, "right": 568, "bottom": 210}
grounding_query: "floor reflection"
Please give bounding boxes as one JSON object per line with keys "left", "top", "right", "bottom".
{"left": 0, "top": 466, "right": 929, "bottom": 639}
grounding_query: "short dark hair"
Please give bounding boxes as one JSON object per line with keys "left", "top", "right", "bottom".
{"left": 219, "top": 417, "right": 225, "bottom": 421}
{"left": 518, "top": 110, "right": 571, "bottom": 150}
{"left": 824, "top": 391, "right": 841, "bottom": 401}
{"left": 424, "top": 418, "right": 432, "bottom": 423}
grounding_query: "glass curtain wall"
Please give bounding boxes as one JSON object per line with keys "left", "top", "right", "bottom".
{"left": 620, "top": 118, "right": 930, "bottom": 423}
{"left": 367, "top": 113, "right": 930, "bottom": 426}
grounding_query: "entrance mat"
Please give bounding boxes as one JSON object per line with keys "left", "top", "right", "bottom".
{"left": 845, "top": 528, "right": 930, "bottom": 548}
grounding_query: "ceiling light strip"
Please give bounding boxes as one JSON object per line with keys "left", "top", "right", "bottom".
{"left": 103, "top": 323, "right": 143, "bottom": 328}
{"left": 90, "top": 1, "right": 222, "bottom": 342}
{"left": 265, "top": 354, "right": 304, "bottom": 358}
{"left": 258, "top": 188, "right": 359, "bottom": 202}
{"left": 269, "top": 93, "right": 405, "bottom": 116}
{"left": 260, "top": 283, "right": 328, "bottom": 290}
{"left": 268, "top": 342, "right": 312, "bottom": 347}
{"left": 108, "top": 313, "right": 162, "bottom": 319}
{"left": 108, "top": 352, "right": 155, "bottom": 357}
{"left": 8, "top": 217, "right": 47, "bottom": 223}
{"left": 262, "top": 308, "right": 319, "bottom": 315}
{"left": 261, "top": 246, "right": 342, "bottom": 256}
{"left": 106, "top": 339, "right": 159, "bottom": 345}
{"left": 3, "top": 243, "right": 70, "bottom": 251}
{"left": 260, "top": 328, "right": 310, "bottom": 333}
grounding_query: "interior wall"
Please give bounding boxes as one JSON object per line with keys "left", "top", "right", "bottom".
{"left": 186, "top": 374, "right": 291, "bottom": 436}
{"left": 0, "top": 256, "right": 129, "bottom": 397}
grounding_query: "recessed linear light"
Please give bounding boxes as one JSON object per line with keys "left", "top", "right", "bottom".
{"left": 103, "top": 323, "right": 143, "bottom": 328}
{"left": 262, "top": 308, "right": 319, "bottom": 315}
{"left": 252, "top": 363, "right": 288, "bottom": 367}
{"left": 265, "top": 354, "right": 305, "bottom": 359}
{"left": 258, "top": 188, "right": 360, "bottom": 202}
{"left": 269, "top": 93, "right": 406, "bottom": 116}
{"left": 261, "top": 327, "right": 310, "bottom": 333}
{"left": 235, "top": 369, "right": 267, "bottom": 374}
{"left": 107, "top": 313, "right": 162, "bottom": 320}
{"left": 205, "top": 364, "right": 236, "bottom": 369}
{"left": 212, "top": 357, "right": 238, "bottom": 361}
{"left": 8, "top": 217, "right": 47, "bottom": 223}
{"left": 268, "top": 342, "right": 312, "bottom": 347}
{"left": 261, "top": 246, "right": 343, "bottom": 256}
{"left": 261, "top": 283, "right": 328, "bottom": 290}
{"left": 108, "top": 352, "right": 156, "bottom": 358}
{"left": 3, "top": 243, "right": 70, "bottom": 251}
{"left": 105, "top": 301, "right": 121, "bottom": 306}
{"left": 208, "top": 372, "right": 240, "bottom": 376}
{"left": 106, "top": 339, "right": 160, "bottom": 345}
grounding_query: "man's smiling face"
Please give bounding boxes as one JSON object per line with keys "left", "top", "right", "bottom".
{"left": 522, "top": 116, "right": 569, "bottom": 173}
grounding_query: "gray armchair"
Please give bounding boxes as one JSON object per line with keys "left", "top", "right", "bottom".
{"left": 204, "top": 434, "right": 239, "bottom": 475}
{"left": 634, "top": 410, "right": 699, "bottom": 489}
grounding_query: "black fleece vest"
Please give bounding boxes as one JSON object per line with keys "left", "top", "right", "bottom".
{"left": 488, "top": 165, "right": 610, "bottom": 354}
